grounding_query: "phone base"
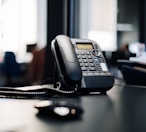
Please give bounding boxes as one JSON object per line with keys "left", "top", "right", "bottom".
{"left": 78, "top": 75, "right": 114, "bottom": 93}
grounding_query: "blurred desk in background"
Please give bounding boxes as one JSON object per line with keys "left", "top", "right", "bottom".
{"left": 130, "top": 52, "right": 146, "bottom": 63}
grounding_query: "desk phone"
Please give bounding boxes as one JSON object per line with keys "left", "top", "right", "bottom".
{"left": 51, "top": 35, "right": 114, "bottom": 93}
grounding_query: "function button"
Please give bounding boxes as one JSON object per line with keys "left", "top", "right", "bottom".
{"left": 95, "top": 62, "right": 100, "bottom": 66}
{"left": 92, "top": 50, "right": 100, "bottom": 57}
{"left": 100, "top": 73, "right": 106, "bottom": 75}
{"left": 94, "top": 72, "right": 100, "bottom": 76}
{"left": 97, "top": 67, "right": 102, "bottom": 70}
{"left": 94, "top": 58, "right": 99, "bottom": 63}
{"left": 99, "top": 58, "right": 104, "bottom": 63}
{"left": 97, "top": 68, "right": 102, "bottom": 72}
{"left": 96, "top": 64, "right": 101, "bottom": 68}
{"left": 96, "top": 67, "right": 102, "bottom": 71}
{"left": 96, "top": 65, "right": 102, "bottom": 70}
{"left": 87, "top": 72, "right": 94, "bottom": 76}
{"left": 85, "top": 51, "right": 90, "bottom": 55}
{"left": 81, "top": 51, "right": 85, "bottom": 55}
{"left": 106, "top": 72, "right": 111, "bottom": 75}
{"left": 94, "top": 44, "right": 98, "bottom": 49}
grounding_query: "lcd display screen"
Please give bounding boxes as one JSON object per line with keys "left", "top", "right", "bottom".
{"left": 76, "top": 43, "right": 93, "bottom": 50}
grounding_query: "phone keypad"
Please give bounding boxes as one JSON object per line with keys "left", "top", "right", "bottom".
{"left": 76, "top": 50, "right": 108, "bottom": 75}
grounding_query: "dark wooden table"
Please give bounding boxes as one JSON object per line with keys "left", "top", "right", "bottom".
{"left": 0, "top": 79, "right": 146, "bottom": 132}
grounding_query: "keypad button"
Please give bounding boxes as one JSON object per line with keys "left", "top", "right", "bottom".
{"left": 87, "top": 55, "right": 92, "bottom": 59}
{"left": 77, "top": 55, "right": 80, "bottom": 58}
{"left": 90, "top": 63, "right": 95, "bottom": 67}
{"left": 84, "top": 63, "right": 89, "bottom": 67}
{"left": 89, "top": 67, "right": 96, "bottom": 71}
{"left": 82, "top": 55, "right": 86, "bottom": 58}
{"left": 89, "top": 59, "right": 93, "bottom": 63}
{"left": 83, "top": 59, "right": 88, "bottom": 63}
{"left": 81, "top": 67, "right": 88, "bottom": 71}
{"left": 78, "top": 59, "right": 82, "bottom": 63}
{"left": 80, "top": 63, "right": 83, "bottom": 67}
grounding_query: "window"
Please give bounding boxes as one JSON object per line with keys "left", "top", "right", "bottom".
{"left": 0, "top": 0, "right": 47, "bottom": 63}
{"left": 79, "top": 0, "right": 117, "bottom": 51}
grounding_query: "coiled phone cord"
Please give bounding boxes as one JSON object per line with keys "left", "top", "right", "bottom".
{"left": 0, "top": 84, "right": 77, "bottom": 98}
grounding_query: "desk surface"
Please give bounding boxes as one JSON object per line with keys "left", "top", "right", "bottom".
{"left": 0, "top": 79, "right": 146, "bottom": 132}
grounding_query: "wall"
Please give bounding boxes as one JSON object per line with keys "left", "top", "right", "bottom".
{"left": 117, "top": 0, "right": 140, "bottom": 47}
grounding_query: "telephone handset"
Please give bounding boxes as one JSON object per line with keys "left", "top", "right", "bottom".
{"left": 51, "top": 35, "right": 114, "bottom": 93}
{"left": 51, "top": 35, "right": 82, "bottom": 91}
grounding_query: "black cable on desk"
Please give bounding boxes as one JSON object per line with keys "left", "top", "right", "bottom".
{"left": 0, "top": 85, "right": 76, "bottom": 99}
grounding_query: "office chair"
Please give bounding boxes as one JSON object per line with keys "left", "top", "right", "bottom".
{"left": 117, "top": 60, "right": 146, "bottom": 86}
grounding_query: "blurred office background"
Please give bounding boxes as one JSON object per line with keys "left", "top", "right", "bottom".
{"left": 0, "top": 0, "right": 145, "bottom": 86}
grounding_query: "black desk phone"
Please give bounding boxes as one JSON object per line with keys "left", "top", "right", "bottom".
{"left": 0, "top": 35, "right": 114, "bottom": 98}
{"left": 51, "top": 35, "right": 114, "bottom": 94}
